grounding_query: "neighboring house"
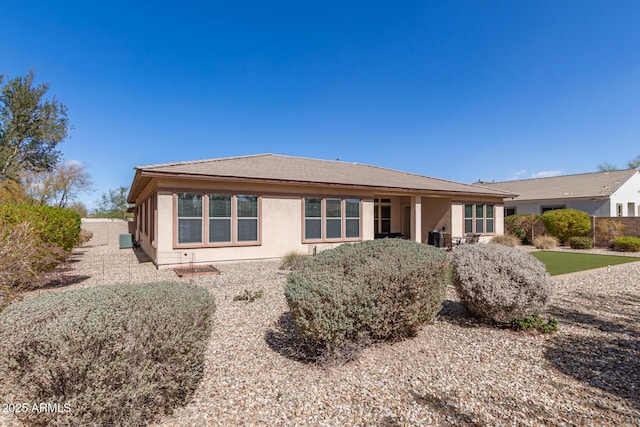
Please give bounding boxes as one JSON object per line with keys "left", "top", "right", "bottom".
{"left": 477, "top": 169, "right": 640, "bottom": 217}
{"left": 127, "top": 154, "right": 513, "bottom": 267}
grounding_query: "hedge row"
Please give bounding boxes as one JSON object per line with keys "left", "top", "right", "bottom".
{"left": 0, "top": 204, "right": 81, "bottom": 251}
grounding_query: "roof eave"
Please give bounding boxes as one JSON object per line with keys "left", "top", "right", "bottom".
{"left": 133, "top": 170, "right": 512, "bottom": 199}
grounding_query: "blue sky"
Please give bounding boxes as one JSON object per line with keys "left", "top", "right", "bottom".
{"left": 3, "top": 1, "right": 639, "bottom": 209}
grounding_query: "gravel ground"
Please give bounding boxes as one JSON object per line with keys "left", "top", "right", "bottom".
{"left": 3, "top": 244, "right": 640, "bottom": 426}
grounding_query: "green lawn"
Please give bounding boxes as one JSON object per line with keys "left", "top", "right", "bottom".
{"left": 531, "top": 251, "right": 639, "bottom": 276}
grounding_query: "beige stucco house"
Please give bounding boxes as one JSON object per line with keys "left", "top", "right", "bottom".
{"left": 127, "top": 154, "right": 513, "bottom": 267}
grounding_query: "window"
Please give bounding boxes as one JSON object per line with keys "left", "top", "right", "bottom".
{"left": 303, "top": 197, "right": 361, "bottom": 241}
{"left": 505, "top": 207, "right": 516, "bottom": 217}
{"left": 345, "top": 199, "right": 360, "bottom": 238}
{"left": 464, "top": 203, "right": 495, "bottom": 234}
{"left": 326, "top": 198, "right": 342, "bottom": 239}
{"left": 177, "top": 193, "right": 203, "bottom": 244}
{"left": 209, "top": 194, "right": 231, "bottom": 243}
{"left": 374, "top": 198, "right": 391, "bottom": 234}
{"left": 237, "top": 195, "right": 258, "bottom": 241}
{"left": 304, "top": 198, "right": 322, "bottom": 239}
{"left": 176, "top": 192, "right": 260, "bottom": 246}
{"left": 464, "top": 204, "right": 473, "bottom": 234}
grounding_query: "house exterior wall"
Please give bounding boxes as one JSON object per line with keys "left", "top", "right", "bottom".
{"left": 610, "top": 171, "right": 640, "bottom": 216}
{"left": 132, "top": 177, "right": 506, "bottom": 267}
{"left": 505, "top": 199, "right": 611, "bottom": 217}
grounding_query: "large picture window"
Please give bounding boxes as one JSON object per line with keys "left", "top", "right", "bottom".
{"left": 464, "top": 203, "right": 495, "bottom": 235}
{"left": 303, "top": 197, "right": 361, "bottom": 241}
{"left": 176, "top": 192, "right": 260, "bottom": 246}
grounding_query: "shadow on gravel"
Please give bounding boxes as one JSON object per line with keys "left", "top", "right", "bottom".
{"left": 42, "top": 275, "right": 91, "bottom": 289}
{"left": 437, "top": 300, "right": 491, "bottom": 329}
{"left": 545, "top": 291, "right": 640, "bottom": 410}
{"left": 264, "top": 312, "right": 321, "bottom": 364}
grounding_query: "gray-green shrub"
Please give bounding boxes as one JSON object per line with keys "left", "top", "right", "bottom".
{"left": 284, "top": 239, "right": 449, "bottom": 355}
{"left": 452, "top": 243, "right": 553, "bottom": 323}
{"left": 0, "top": 282, "right": 215, "bottom": 426}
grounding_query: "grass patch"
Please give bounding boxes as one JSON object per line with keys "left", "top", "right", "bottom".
{"left": 531, "top": 251, "right": 639, "bottom": 276}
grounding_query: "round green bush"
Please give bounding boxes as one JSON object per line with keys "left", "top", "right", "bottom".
{"left": 0, "top": 282, "right": 215, "bottom": 426}
{"left": 569, "top": 236, "right": 594, "bottom": 249}
{"left": 541, "top": 209, "right": 590, "bottom": 244}
{"left": 614, "top": 236, "right": 640, "bottom": 252}
{"left": 285, "top": 239, "right": 449, "bottom": 353}
{"left": 452, "top": 243, "right": 553, "bottom": 323}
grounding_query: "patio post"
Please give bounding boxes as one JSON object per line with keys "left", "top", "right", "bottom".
{"left": 412, "top": 196, "right": 422, "bottom": 242}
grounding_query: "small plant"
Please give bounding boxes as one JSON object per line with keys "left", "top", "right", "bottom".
{"left": 613, "top": 236, "right": 640, "bottom": 252}
{"left": 533, "top": 235, "right": 559, "bottom": 249}
{"left": 233, "top": 289, "right": 264, "bottom": 302}
{"left": 77, "top": 228, "right": 94, "bottom": 246}
{"left": 490, "top": 233, "right": 521, "bottom": 247}
{"left": 280, "top": 250, "right": 308, "bottom": 270}
{"left": 285, "top": 239, "right": 449, "bottom": 359}
{"left": 452, "top": 243, "right": 553, "bottom": 323}
{"left": 595, "top": 218, "right": 625, "bottom": 248}
{"left": 0, "top": 282, "right": 215, "bottom": 426}
{"left": 569, "top": 236, "right": 593, "bottom": 249}
{"left": 541, "top": 208, "right": 590, "bottom": 244}
{"left": 510, "top": 314, "right": 558, "bottom": 334}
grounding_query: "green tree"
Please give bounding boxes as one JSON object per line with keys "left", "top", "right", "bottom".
{"left": 0, "top": 72, "right": 70, "bottom": 181}
{"left": 93, "top": 186, "right": 130, "bottom": 220}
{"left": 628, "top": 155, "right": 640, "bottom": 169}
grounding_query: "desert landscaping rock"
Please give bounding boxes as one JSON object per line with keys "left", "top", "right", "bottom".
{"left": 3, "top": 244, "right": 639, "bottom": 426}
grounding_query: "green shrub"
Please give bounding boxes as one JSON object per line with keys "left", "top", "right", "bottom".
{"left": 452, "top": 244, "right": 553, "bottom": 323}
{"left": 0, "top": 282, "right": 215, "bottom": 426}
{"left": 490, "top": 233, "right": 521, "bottom": 247}
{"left": 280, "top": 250, "right": 309, "bottom": 270}
{"left": 504, "top": 214, "right": 539, "bottom": 244}
{"left": 568, "top": 236, "right": 593, "bottom": 249}
{"left": 613, "top": 236, "right": 640, "bottom": 252}
{"left": 0, "top": 204, "right": 81, "bottom": 251}
{"left": 285, "top": 239, "right": 449, "bottom": 356}
{"left": 533, "top": 235, "right": 559, "bottom": 249}
{"left": 541, "top": 209, "right": 590, "bottom": 244}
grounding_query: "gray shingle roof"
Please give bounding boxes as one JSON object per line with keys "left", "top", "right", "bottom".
{"left": 128, "top": 154, "right": 513, "bottom": 202}
{"left": 477, "top": 169, "right": 638, "bottom": 201}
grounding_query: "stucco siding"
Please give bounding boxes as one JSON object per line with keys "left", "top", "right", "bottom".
{"left": 610, "top": 172, "right": 640, "bottom": 216}
{"left": 505, "top": 199, "right": 611, "bottom": 216}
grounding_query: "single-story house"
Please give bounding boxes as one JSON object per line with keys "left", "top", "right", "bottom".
{"left": 477, "top": 169, "right": 640, "bottom": 217}
{"left": 127, "top": 154, "right": 514, "bottom": 267}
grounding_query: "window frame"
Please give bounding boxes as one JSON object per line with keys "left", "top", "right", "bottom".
{"left": 174, "top": 192, "right": 261, "bottom": 248}
{"left": 302, "top": 197, "right": 362, "bottom": 243}
{"left": 463, "top": 203, "right": 496, "bottom": 235}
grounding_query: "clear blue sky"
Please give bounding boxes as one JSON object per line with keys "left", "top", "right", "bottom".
{"left": 3, "top": 1, "right": 639, "bottom": 209}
